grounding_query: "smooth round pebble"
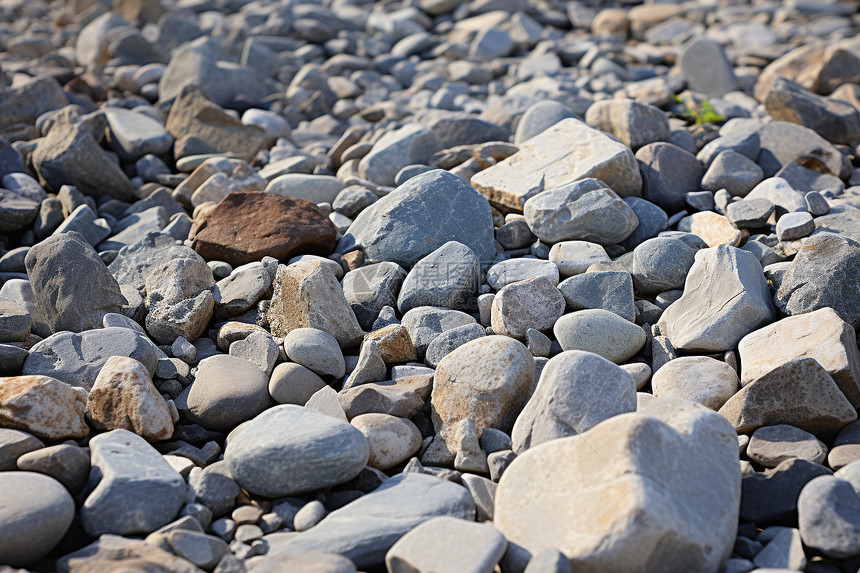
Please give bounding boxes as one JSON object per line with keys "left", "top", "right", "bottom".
{"left": 351, "top": 413, "right": 422, "bottom": 470}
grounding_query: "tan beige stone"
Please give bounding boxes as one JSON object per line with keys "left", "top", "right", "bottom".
{"left": 470, "top": 118, "right": 642, "bottom": 212}
{"left": 88, "top": 356, "right": 174, "bottom": 441}
{"left": 216, "top": 321, "right": 269, "bottom": 351}
{"left": 719, "top": 357, "right": 857, "bottom": 437}
{"left": 738, "top": 308, "right": 860, "bottom": 407}
{"left": 364, "top": 324, "right": 417, "bottom": 363}
{"left": 754, "top": 41, "right": 860, "bottom": 102}
{"left": 351, "top": 413, "right": 422, "bottom": 470}
{"left": 431, "top": 336, "right": 533, "bottom": 452}
{"left": 677, "top": 211, "right": 748, "bottom": 247}
{"left": 495, "top": 399, "right": 740, "bottom": 571}
{"left": 0, "top": 376, "right": 88, "bottom": 439}
{"left": 267, "top": 261, "right": 364, "bottom": 348}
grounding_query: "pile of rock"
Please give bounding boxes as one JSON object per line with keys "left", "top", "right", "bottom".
{"left": 1, "top": 0, "right": 860, "bottom": 571}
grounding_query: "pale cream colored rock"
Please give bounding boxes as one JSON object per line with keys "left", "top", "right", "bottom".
{"left": 88, "top": 356, "right": 174, "bottom": 441}
{"left": 342, "top": 341, "right": 387, "bottom": 391}
{"left": 351, "top": 413, "right": 422, "bottom": 470}
{"left": 431, "top": 336, "right": 533, "bottom": 453}
{"left": 0, "top": 376, "right": 88, "bottom": 439}
{"left": 495, "top": 399, "right": 740, "bottom": 572}
{"left": 305, "top": 385, "right": 348, "bottom": 422}
{"left": 216, "top": 321, "right": 269, "bottom": 350}
{"left": 718, "top": 358, "right": 857, "bottom": 437}
{"left": 267, "top": 262, "right": 364, "bottom": 348}
{"left": 738, "top": 308, "right": 860, "bottom": 407}
{"left": 677, "top": 211, "right": 748, "bottom": 247}
{"left": 364, "top": 324, "right": 417, "bottom": 363}
{"left": 470, "top": 118, "right": 642, "bottom": 212}
{"left": 652, "top": 356, "right": 739, "bottom": 411}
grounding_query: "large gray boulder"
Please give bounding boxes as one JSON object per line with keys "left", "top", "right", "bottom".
{"left": 337, "top": 170, "right": 495, "bottom": 268}
{"left": 265, "top": 472, "right": 475, "bottom": 568}
{"left": 25, "top": 232, "right": 126, "bottom": 333}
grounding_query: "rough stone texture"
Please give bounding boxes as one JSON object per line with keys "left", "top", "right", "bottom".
{"left": 145, "top": 289, "right": 214, "bottom": 345}
{"left": 364, "top": 324, "right": 418, "bottom": 363}
{"left": 738, "top": 308, "right": 860, "bottom": 408}
{"left": 636, "top": 142, "right": 705, "bottom": 214}
{"left": 676, "top": 212, "right": 746, "bottom": 247}
{"left": 338, "top": 170, "right": 495, "bottom": 268}
{"left": 557, "top": 271, "right": 636, "bottom": 322}
{"left": 192, "top": 192, "right": 337, "bottom": 267}
{"left": 401, "top": 306, "right": 477, "bottom": 358}
{"left": 511, "top": 350, "right": 636, "bottom": 453}
{"left": 765, "top": 76, "right": 860, "bottom": 146}
{"left": 0, "top": 375, "right": 88, "bottom": 440}
{"left": 338, "top": 376, "right": 432, "bottom": 420}
{"left": 491, "top": 276, "right": 565, "bottom": 339}
{"left": 775, "top": 233, "right": 860, "bottom": 330}
{"left": 553, "top": 309, "right": 646, "bottom": 364}
{"left": 495, "top": 399, "right": 740, "bottom": 571}
{"left": 88, "top": 356, "right": 173, "bottom": 441}
{"left": 471, "top": 118, "right": 642, "bottom": 212}
{"left": 658, "top": 246, "right": 776, "bottom": 352}
{"left": 754, "top": 121, "right": 845, "bottom": 178}
{"left": 265, "top": 473, "right": 475, "bottom": 569}
{"left": 385, "top": 516, "right": 507, "bottom": 573}
{"left": 651, "top": 357, "right": 739, "bottom": 411}
{"left": 268, "top": 261, "right": 364, "bottom": 348}
{"left": 397, "top": 242, "right": 480, "bottom": 314}
{"left": 187, "top": 354, "right": 273, "bottom": 433}
{"left": 584, "top": 98, "right": 670, "bottom": 150}
{"left": 22, "top": 327, "right": 158, "bottom": 391}
{"left": 25, "top": 232, "right": 126, "bottom": 333}
{"left": 81, "top": 429, "right": 185, "bottom": 537}
{"left": 432, "top": 336, "right": 534, "bottom": 453}
{"left": 342, "top": 263, "right": 407, "bottom": 331}
{"left": 0, "top": 472, "right": 75, "bottom": 567}
{"left": 225, "top": 405, "right": 369, "bottom": 497}
{"left": 523, "top": 178, "right": 639, "bottom": 245}
{"left": 486, "top": 259, "right": 560, "bottom": 290}
{"left": 56, "top": 534, "right": 203, "bottom": 573}
{"left": 31, "top": 119, "right": 134, "bottom": 200}
{"left": 719, "top": 357, "right": 858, "bottom": 438}
{"left": 351, "top": 413, "right": 422, "bottom": 470}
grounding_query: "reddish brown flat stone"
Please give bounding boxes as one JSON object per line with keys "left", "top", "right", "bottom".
{"left": 192, "top": 191, "right": 337, "bottom": 266}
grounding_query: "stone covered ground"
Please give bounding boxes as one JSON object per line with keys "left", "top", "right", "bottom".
{"left": 3, "top": 0, "right": 860, "bottom": 570}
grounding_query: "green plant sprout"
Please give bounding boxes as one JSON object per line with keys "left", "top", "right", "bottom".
{"left": 673, "top": 95, "right": 725, "bottom": 125}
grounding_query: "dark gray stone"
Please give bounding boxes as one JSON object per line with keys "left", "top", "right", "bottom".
{"left": 636, "top": 142, "right": 705, "bottom": 213}
{"left": 425, "top": 323, "right": 487, "bottom": 368}
{"left": 631, "top": 237, "right": 696, "bottom": 296}
{"left": 680, "top": 38, "right": 737, "bottom": 98}
{"left": 798, "top": 475, "right": 860, "bottom": 558}
{"left": 765, "top": 77, "right": 860, "bottom": 146}
{"left": 557, "top": 271, "right": 635, "bottom": 322}
{"left": 740, "top": 458, "right": 832, "bottom": 526}
{"left": 726, "top": 199, "right": 775, "bottom": 229}
{"left": 342, "top": 262, "right": 407, "bottom": 331}
{"left": 702, "top": 151, "right": 764, "bottom": 197}
{"left": 401, "top": 306, "right": 477, "bottom": 358}
{"left": 514, "top": 101, "right": 578, "bottom": 145}
{"left": 397, "top": 242, "right": 480, "bottom": 314}
{"left": 622, "top": 197, "right": 668, "bottom": 249}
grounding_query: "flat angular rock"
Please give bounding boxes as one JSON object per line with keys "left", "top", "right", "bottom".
{"left": 765, "top": 76, "right": 860, "bottom": 146}
{"left": 145, "top": 289, "right": 214, "bottom": 345}
{"left": 511, "top": 350, "right": 636, "bottom": 453}
{"left": 652, "top": 356, "right": 739, "bottom": 411}
{"left": 584, "top": 98, "right": 670, "bottom": 150}
{"left": 553, "top": 309, "right": 646, "bottom": 364}
{"left": 338, "top": 170, "right": 495, "bottom": 268}
{"left": 268, "top": 261, "right": 364, "bottom": 348}
{"left": 0, "top": 76, "right": 68, "bottom": 130}
{"left": 0, "top": 375, "right": 88, "bottom": 440}
{"left": 726, "top": 198, "right": 775, "bottom": 228}
{"left": 225, "top": 405, "right": 368, "bottom": 497}
{"left": 471, "top": 118, "right": 642, "bottom": 212}
{"left": 397, "top": 242, "right": 480, "bottom": 314}
{"left": 81, "top": 429, "right": 185, "bottom": 537}
{"left": 486, "top": 259, "right": 560, "bottom": 290}
{"left": 738, "top": 308, "right": 860, "bottom": 407}
{"left": 681, "top": 38, "right": 738, "bottom": 98}
{"left": 676, "top": 211, "right": 746, "bottom": 247}
{"left": 401, "top": 306, "right": 477, "bottom": 358}
{"left": 491, "top": 276, "right": 565, "bottom": 339}
{"left": 342, "top": 263, "right": 407, "bottom": 331}
{"left": 104, "top": 107, "right": 174, "bottom": 161}
{"left": 495, "top": 400, "right": 740, "bottom": 571}
{"left": 56, "top": 534, "right": 202, "bottom": 573}
{"left": 719, "top": 358, "right": 858, "bottom": 438}
{"left": 338, "top": 376, "right": 432, "bottom": 420}
{"left": 385, "top": 516, "right": 507, "bottom": 573}
{"left": 25, "top": 232, "right": 126, "bottom": 333}
{"left": 775, "top": 233, "right": 860, "bottom": 329}
{"left": 22, "top": 327, "right": 158, "bottom": 391}
{"left": 88, "top": 356, "right": 174, "bottom": 441}
{"left": 31, "top": 119, "right": 134, "bottom": 201}
{"left": 165, "top": 85, "right": 265, "bottom": 160}
{"left": 776, "top": 212, "right": 814, "bottom": 241}
{"left": 432, "top": 336, "right": 533, "bottom": 454}
{"left": 0, "top": 190, "right": 39, "bottom": 233}
{"left": 0, "top": 472, "right": 75, "bottom": 567}
{"left": 193, "top": 192, "right": 337, "bottom": 267}
{"left": 658, "top": 245, "right": 775, "bottom": 352}
{"left": 187, "top": 354, "right": 272, "bottom": 433}
{"left": 523, "top": 178, "right": 639, "bottom": 245}
{"left": 265, "top": 473, "right": 475, "bottom": 568}
{"left": 212, "top": 263, "right": 272, "bottom": 321}
{"left": 557, "top": 271, "right": 635, "bottom": 322}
